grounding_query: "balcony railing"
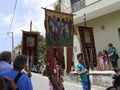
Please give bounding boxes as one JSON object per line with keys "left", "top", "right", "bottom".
{"left": 71, "top": 0, "right": 86, "bottom": 12}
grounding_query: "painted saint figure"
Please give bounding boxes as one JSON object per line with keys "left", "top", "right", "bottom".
{"left": 51, "top": 16, "right": 58, "bottom": 43}
{"left": 48, "top": 16, "right": 54, "bottom": 42}
{"left": 64, "top": 18, "right": 70, "bottom": 41}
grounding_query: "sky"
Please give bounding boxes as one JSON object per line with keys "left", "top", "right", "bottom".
{"left": 0, "top": 0, "right": 57, "bottom": 52}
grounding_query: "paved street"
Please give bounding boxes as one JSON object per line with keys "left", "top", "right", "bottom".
{"left": 31, "top": 72, "right": 82, "bottom": 90}
{"left": 31, "top": 73, "right": 49, "bottom": 90}
{"left": 31, "top": 73, "right": 106, "bottom": 90}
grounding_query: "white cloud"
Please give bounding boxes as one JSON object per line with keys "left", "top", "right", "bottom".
{"left": 3, "top": 14, "right": 12, "bottom": 25}
{"left": 0, "top": 0, "right": 57, "bottom": 51}
{"left": 12, "top": 0, "right": 57, "bottom": 35}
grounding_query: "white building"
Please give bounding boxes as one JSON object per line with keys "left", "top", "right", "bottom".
{"left": 12, "top": 45, "right": 21, "bottom": 58}
{"left": 61, "top": 0, "right": 120, "bottom": 68}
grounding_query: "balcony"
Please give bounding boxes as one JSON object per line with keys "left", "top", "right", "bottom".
{"left": 72, "top": 0, "right": 120, "bottom": 24}
{"left": 71, "top": 0, "right": 86, "bottom": 12}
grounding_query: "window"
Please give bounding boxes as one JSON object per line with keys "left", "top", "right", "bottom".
{"left": 71, "top": 0, "right": 86, "bottom": 12}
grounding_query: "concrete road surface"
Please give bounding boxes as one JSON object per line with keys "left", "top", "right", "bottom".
{"left": 31, "top": 73, "right": 82, "bottom": 90}
{"left": 31, "top": 73, "right": 106, "bottom": 90}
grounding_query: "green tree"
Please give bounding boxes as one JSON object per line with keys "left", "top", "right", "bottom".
{"left": 38, "top": 34, "right": 46, "bottom": 62}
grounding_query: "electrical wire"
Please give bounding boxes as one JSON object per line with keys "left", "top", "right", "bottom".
{"left": 8, "top": 0, "right": 17, "bottom": 32}
{"left": 2, "top": 0, "right": 17, "bottom": 51}
{"left": 61, "top": 1, "right": 72, "bottom": 13}
{"left": 33, "top": 24, "right": 40, "bottom": 31}
{"left": 44, "top": 1, "right": 56, "bottom": 9}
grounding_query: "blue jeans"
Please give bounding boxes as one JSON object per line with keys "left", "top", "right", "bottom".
{"left": 81, "top": 82, "right": 90, "bottom": 90}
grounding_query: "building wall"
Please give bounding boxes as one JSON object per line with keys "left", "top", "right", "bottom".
{"left": 73, "top": 26, "right": 82, "bottom": 64}
{"left": 60, "top": 0, "right": 120, "bottom": 68}
{"left": 83, "top": 10, "right": 120, "bottom": 55}
{"left": 73, "top": 0, "right": 120, "bottom": 24}
{"left": 75, "top": 10, "right": 120, "bottom": 68}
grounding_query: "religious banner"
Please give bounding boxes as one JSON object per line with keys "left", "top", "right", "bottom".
{"left": 22, "top": 31, "right": 39, "bottom": 66}
{"left": 78, "top": 26, "right": 97, "bottom": 69}
{"left": 45, "top": 9, "right": 74, "bottom": 46}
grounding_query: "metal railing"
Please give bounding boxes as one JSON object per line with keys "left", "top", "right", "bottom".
{"left": 71, "top": 0, "right": 86, "bottom": 12}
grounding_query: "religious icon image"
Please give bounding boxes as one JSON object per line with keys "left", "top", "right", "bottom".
{"left": 27, "top": 37, "right": 35, "bottom": 47}
{"left": 45, "top": 9, "right": 74, "bottom": 46}
{"left": 84, "top": 30, "right": 91, "bottom": 43}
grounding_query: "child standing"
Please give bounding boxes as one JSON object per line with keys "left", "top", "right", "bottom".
{"left": 75, "top": 53, "right": 91, "bottom": 90}
{"left": 103, "top": 50, "right": 109, "bottom": 70}
{"left": 98, "top": 51, "right": 104, "bottom": 71}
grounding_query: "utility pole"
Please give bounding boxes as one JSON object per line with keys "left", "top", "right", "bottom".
{"left": 11, "top": 32, "right": 14, "bottom": 51}
{"left": 7, "top": 32, "right": 14, "bottom": 60}
{"left": 7, "top": 32, "right": 14, "bottom": 51}
{"left": 11, "top": 32, "right": 14, "bottom": 60}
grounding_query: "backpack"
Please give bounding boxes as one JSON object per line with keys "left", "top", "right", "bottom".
{"left": 8, "top": 73, "right": 22, "bottom": 90}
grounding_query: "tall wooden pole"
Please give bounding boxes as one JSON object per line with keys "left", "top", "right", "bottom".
{"left": 29, "top": 20, "right": 32, "bottom": 70}
{"left": 83, "top": 13, "right": 91, "bottom": 90}
{"left": 58, "top": 0, "right": 61, "bottom": 11}
{"left": 84, "top": 13, "right": 86, "bottom": 27}
{"left": 30, "top": 20, "right": 32, "bottom": 32}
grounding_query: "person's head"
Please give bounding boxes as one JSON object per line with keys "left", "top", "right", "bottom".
{"left": 0, "top": 51, "right": 11, "bottom": 64}
{"left": 113, "top": 67, "right": 120, "bottom": 74}
{"left": 103, "top": 50, "right": 108, "bottom": 54}
{"left": 108, "top": 43, "right": 113, "bottom": 49}
{"left": 13, "top": 55, "right": 27, "bottom": 71}
{"left": 77, "top": 53, "right": 83, "bottom": 63}
{"left": 98, "top": 51, "right": 102, "bottom": 56}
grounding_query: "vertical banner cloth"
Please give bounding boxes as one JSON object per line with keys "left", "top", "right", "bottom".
{"left": 66, "top": 46, "right": 73, "bottom": 73}
{"left": 57, "top": 47, "right": 63, "bottom": 65}
{"left": 46, "top": 46, "right": 54, "bottom": 76}
{"left": 46, "top": 46, "right": 63, "bottom": 76}
{"left": 45, "top": 9, "right": 74, "bottom": 46}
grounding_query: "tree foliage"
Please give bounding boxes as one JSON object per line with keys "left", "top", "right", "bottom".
{"left": 38, "top": 34, "right": 46, "bottom": 62}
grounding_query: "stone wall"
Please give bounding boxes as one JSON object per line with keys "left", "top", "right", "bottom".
{"left": 65, "top": 70, "right": 115, "bottom": 88}
{"left": 89, "top": 71, "right": 114, "bottom": 87}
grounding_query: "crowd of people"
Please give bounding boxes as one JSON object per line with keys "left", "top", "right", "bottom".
{"left": 0, "top": 51, "right": 33, "bottom": 90}
{"left": 75, "top": 43, "right": 120, "bottom": 90}
{"left": 0, "top": 43, "right": 119, "bottom": 90}
{"left": 75, "top": 52, "right": 120, "bottom": 90}
{"left": 0, "top": 51, "right": 65, "bottom": 90}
